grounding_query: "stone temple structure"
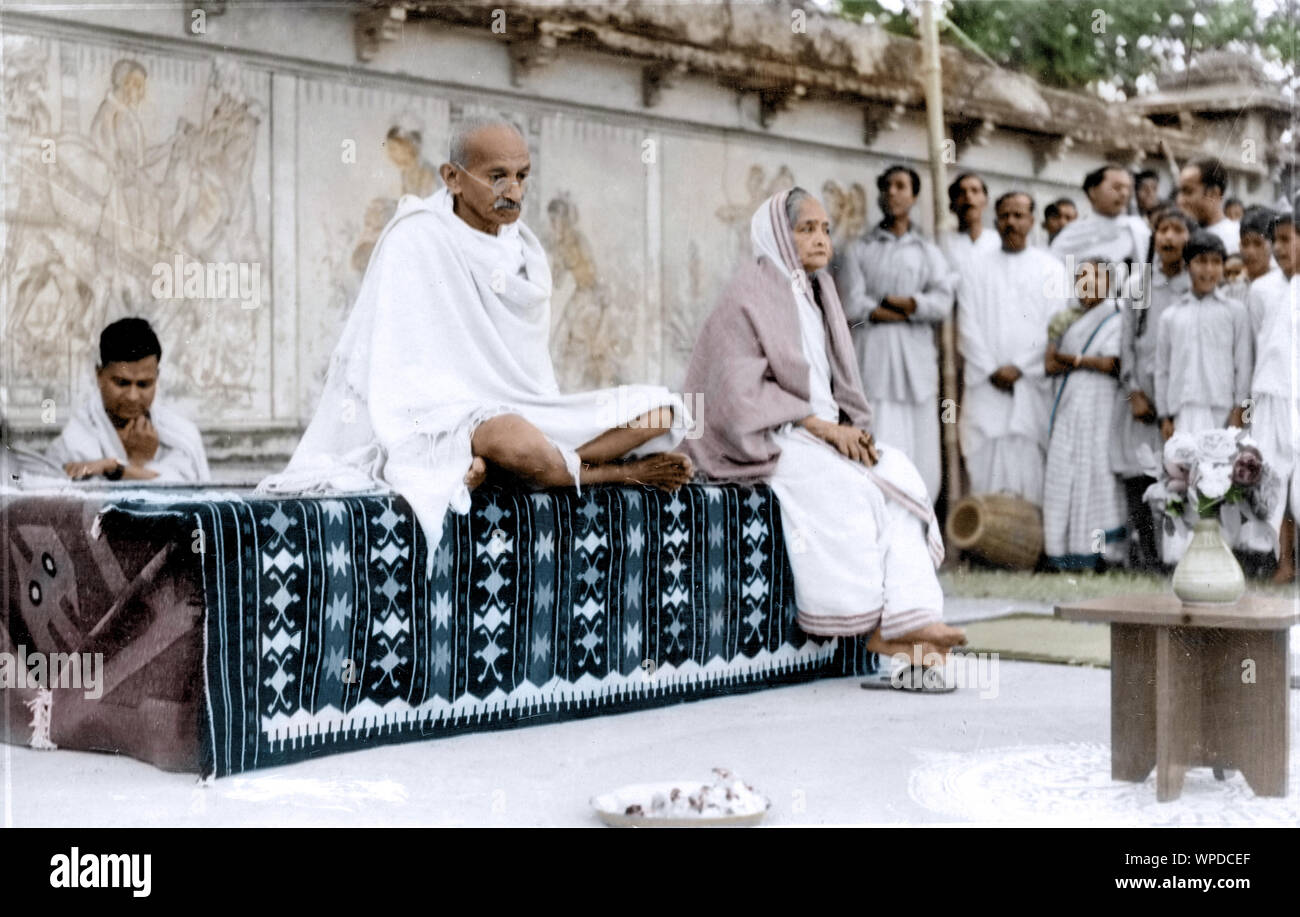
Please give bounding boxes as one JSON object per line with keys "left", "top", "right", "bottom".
{"left": 1, "top": 0, "right": 1290, "bottom": 479}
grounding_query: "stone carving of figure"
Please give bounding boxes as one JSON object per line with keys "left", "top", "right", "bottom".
{"left": 5, "top": 50, "right": 269, "bottom": 418}
{"left": 547, "top": 194, "right": 625, "bottom": 391}
{"left": 715, "top": 164, "right": 794, "bottom": 260}
{"left": 822, "top": 179, "right": 867, "bottom": 275}
{"left": 384, "top": 122, "right": 438, "bottom": 198}
{"left": 351, "top": 197, "right": 399, "bottom": 274}
{"left": 88, "top": 59, "right": 169, "bottom": 257}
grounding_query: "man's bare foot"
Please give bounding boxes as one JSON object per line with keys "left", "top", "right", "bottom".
{"left": 905, "top": 622, "right": 968, "bottom": 648}
{"left": 612, "top": 452, "right": 693, "bottom": 490}
{"left": 464, "top": 456, "right": 487, "bottom": 490}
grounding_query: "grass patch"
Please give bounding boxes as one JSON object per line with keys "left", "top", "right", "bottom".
{"left": 939, "top": 564, "right": 1300, "bottom": 604}
{"left": 957, "top": 613, "right": 1111, "bottom": 667}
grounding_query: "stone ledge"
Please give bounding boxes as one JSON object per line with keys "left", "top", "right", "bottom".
{"left": 385, "top": 0, "right": 1208, "bottom": 160}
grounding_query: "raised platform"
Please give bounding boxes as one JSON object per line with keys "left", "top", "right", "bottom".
{"left": 2, "top": 483, "right": 873, "bottom": 777}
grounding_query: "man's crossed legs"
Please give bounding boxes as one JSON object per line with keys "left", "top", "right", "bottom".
{"left": 465, "top": 406, "right": 692, "bottom": 491}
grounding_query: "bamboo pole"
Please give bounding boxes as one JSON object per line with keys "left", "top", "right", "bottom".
{"left": 918, "top": 0, "right": 962, "bottom": 538}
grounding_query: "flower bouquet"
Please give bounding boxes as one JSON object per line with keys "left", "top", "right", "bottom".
{"left": 1143, "top": 427, "right": 1280, "bottom": 524}
{"left": 1141, "top": 427, "right": 1282, "bottom": 602}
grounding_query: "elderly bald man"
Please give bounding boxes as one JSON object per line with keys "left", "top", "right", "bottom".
{"left": 264, "top": 118, "right": 691, "bottom": 554}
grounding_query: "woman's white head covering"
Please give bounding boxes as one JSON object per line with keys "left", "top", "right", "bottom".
{"left": 749, "top": 188, "right": 819, "bottom": 310}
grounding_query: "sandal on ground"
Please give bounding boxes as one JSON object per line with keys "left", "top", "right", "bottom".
{"left": 860, "top": 664, "right": 955, "bottom": 694}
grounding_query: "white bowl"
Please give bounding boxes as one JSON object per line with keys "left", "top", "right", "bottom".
{"left": 591, "top": 781, "right": 770, "bottom": 828}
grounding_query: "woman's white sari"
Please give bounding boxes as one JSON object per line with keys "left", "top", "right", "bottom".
{"left": 1043, "top": 302, "right": 1126, "bottom": 567}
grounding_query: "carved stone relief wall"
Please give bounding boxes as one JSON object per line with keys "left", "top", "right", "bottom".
{"left": 294, "top": 78, "right": 450, "bottom": 417}
{"left": 1, "top": 18, "right": 1093, "bottom": 474}
{"left": 2, "top": 34, "right": 272, "bottom": 425}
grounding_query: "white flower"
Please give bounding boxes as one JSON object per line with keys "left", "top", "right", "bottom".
{"left": 1196, "top": 465, "right": 1232, "bottom": 500}
{"left": 1164, "top": 432, "right": 1198, "bottom": 467}
{"left": 1197, "top": 428, "right": 1238, "bottom": 465}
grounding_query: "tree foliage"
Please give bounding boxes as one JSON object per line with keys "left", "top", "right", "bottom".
{"left": 836, "top": 0, "right": 1299, "bottom": 98}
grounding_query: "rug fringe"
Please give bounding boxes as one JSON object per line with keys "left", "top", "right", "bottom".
{"left": 25, "top": 687, "right": 57, "bottom": 751}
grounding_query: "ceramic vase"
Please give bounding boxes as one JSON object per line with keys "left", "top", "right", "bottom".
{"left": 1171, "top": 517, "right": 1245, "bottom": 604}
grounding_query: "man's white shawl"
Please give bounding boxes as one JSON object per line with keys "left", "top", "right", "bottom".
{"left": 45, "top": 393, "right": 210, "bottom": 482}
{"left": 261, "top": 188, "right": 685, "bottom": 558}
{"left": 1049, "top": 211, "right": 1151, "bottom": 267}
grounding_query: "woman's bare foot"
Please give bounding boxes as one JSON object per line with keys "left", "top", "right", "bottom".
{"left": 464, "top": 455, "right": 487, "bottom": 490}
{"left": 610, "top": 452, "right": 693, "bottom": 490}
{"left": 905, "top": 622, "right": 968, "bottom": 648}
{"left": 865, "top": 631, "right": 950, "bottom": 667}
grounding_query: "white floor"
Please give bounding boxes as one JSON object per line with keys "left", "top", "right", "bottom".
{"left": 6, "top": 657, "right": 1298, "bottom": 827}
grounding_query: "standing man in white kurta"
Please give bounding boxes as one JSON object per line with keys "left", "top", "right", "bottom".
{"left": 1244, "top": 208, "right": 1299, "bottom": 573}
{"left": 1176, "top": 158, "right": 1240, "bottom": 256}
{"left": 836, "top": 164, "right": 956, "bottom": 502}
{"left": 955, "top": 192, "right": 1062, "bottom": 504}
{"left": 941, "top": 171, "right": 1000, "bottom": 267}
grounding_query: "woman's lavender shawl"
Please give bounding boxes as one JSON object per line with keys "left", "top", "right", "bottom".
{"left": 683, "top": 257, "right": 873, "bottom": 481}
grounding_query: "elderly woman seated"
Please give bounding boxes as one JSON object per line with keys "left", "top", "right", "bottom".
{"left": 683, "top": 188, "right": 965, "bottom": 677}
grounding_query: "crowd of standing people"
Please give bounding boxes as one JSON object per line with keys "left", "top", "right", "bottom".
{"left": 834, "top": 156, "right": 1297, "bottom": 580}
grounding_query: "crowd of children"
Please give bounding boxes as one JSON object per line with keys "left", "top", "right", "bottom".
{"left": 1041, "top": 183, "right": 1298, "bottom": 580}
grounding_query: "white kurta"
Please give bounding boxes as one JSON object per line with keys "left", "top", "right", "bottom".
{"left": 954, "top": 245, "right": 1061, "bottom": 504}
{"left": 941, "top": 228, "right": 1000, "bottom": 270}
{"left": 1110, "top": 266, "right": 1189, "bottom": 477}
{"left": 1205, "top": 217, "right": 1241, "bottom": 256}
{"left": 835, "top": 225, "right": 956, "bottom": 501}
{"left": 1043, "top": 303, "right": 1127, "bottom": 566}
{"left": 1247, "top": 268, "right": 1290, "bottom": 354}
{"left": 1243, "top": 272, "right": 1300, "bottom": 552}
{"left": 1155, "top": 287, "right": 1253, "bottom": 429}
{"left": 769, "top": 290, "right": 943, "bottom": 640}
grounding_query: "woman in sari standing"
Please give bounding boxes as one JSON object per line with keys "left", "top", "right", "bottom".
{"left": 1043, "top": 257, "right": 1127, "bottom": 570}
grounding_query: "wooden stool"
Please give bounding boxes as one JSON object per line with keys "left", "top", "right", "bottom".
{"left": 1055, "top": 594, "right": 1297, "bottom": 802}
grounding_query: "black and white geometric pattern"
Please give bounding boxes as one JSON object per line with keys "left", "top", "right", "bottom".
{"left": 166, "top": 483, "right": 874, "bottom": 777}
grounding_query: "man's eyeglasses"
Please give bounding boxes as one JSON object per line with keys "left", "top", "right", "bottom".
{"left": 452, "top": 162, "right": 529, "bottom": 196}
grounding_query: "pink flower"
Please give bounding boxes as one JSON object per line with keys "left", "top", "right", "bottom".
{"left": 1231, "top": 446, "right": 1263, "bottom": 487}
{"left": 1164, "top": 459, "right": 1190, "bottom": 495}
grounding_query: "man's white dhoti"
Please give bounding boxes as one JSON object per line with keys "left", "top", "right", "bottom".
{"left": 1172, "top": 404, "right": 1224, "bottom": 435}
{"left": 1231, "top": 393, "right": 1294, "bottom": 554}
{"left": 965, "top": 435, "right": 1044, "bottom": 503}
{"left": 770, "top": 428, "right": 943, "bottom": 639}
{"left": 835, "top": 225, "right": 956, "bottom": 504}
{"left": 1243, "top": 274, "right": 1299, "bottom": 554}
{"left": 953, "top": 245, "right": 1060, "bottom": 504}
